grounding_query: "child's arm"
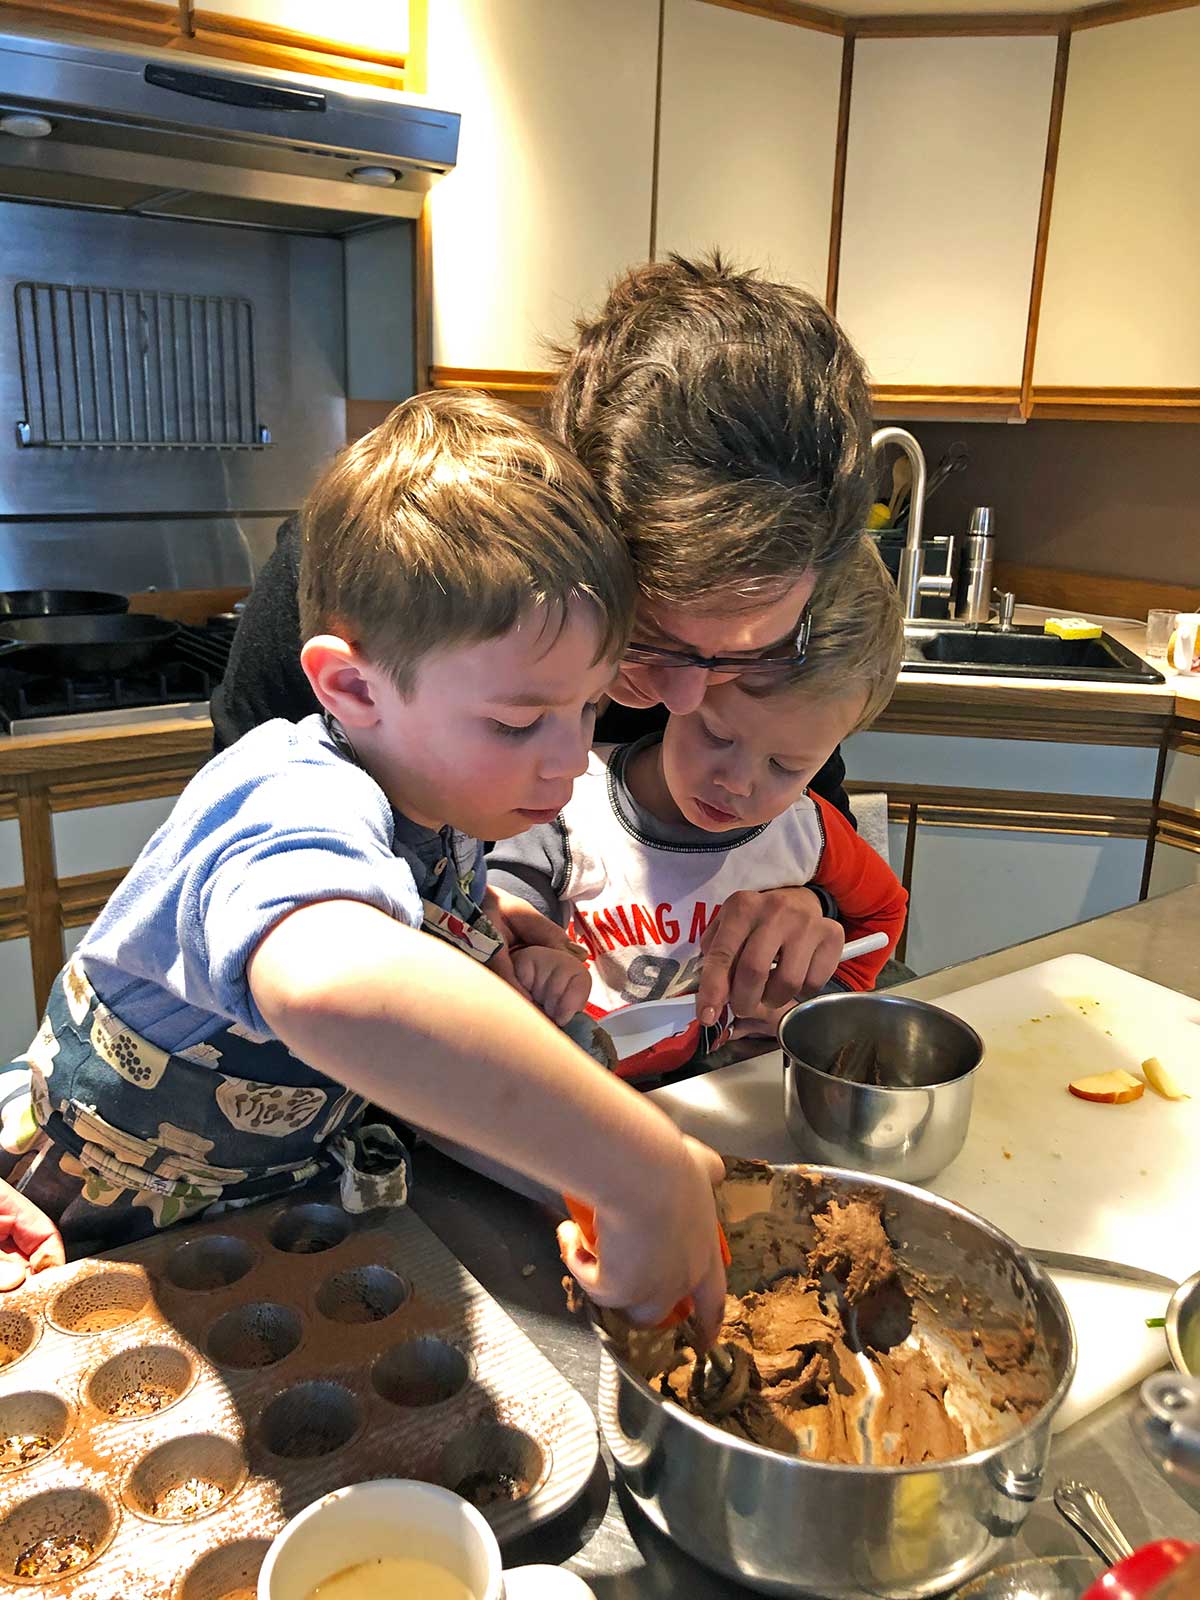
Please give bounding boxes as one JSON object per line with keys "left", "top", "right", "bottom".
{"left": 248, "top": 898, "right": 726, "bottom": 1337}
{"left": 810, "top": 794, "right": 908, "bottom": 991}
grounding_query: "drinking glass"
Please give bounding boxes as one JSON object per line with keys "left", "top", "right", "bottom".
{"left": 1146, "top": 609, "right": 1175, "bottom": 660}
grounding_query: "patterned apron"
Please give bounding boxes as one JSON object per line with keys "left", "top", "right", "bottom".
{"left": 0, "top": 833, "right": 507, "bottom": 1255}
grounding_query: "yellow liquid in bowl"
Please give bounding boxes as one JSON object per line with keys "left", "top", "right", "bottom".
{"left": 308, "top": 1556, "right": 474, "bottom": 1600}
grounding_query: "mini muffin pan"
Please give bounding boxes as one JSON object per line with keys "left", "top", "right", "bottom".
{"left": 0, "top": 1193, "right": 598, "bottom": 1598}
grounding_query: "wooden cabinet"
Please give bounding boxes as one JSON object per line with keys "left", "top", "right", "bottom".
{"left": 1032, "top": 7, "right": 1200, "bottom": 401}
{"left": 194, "top": 0, "right": 408, "bottom": 58}
{"left": 10, "top": 0, "right": 422, "bottom": 91}
{"left": 836, "top": 35, "right": 1057, "bottom": 398}
{"left": 843, "top": 724, "right": 1158, "bottom": 976}
{"left": 656, "top": 0, "right": 842, "bottom": 298}
{"left": 425, "top": 0, "right": 659, "bottom": 377}
{"left": 0, "top": 793, "right": 182, "bottom": 1063}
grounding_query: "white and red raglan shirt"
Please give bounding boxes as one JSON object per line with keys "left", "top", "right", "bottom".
{"left": 486, "top": 736, "right": 908, "bottom": 1015}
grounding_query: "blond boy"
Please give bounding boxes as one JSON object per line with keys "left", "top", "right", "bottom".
{"left": 489, "top": 540, "right": 907, "bottom": 1032}
{"left": 0, "top": 393, "right": 726, "bottom": 1335}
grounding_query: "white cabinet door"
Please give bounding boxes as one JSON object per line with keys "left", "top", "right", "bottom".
{"left": 904, "top": 822, "right": 1145, "bottom": 976}
{"left": 1161, "top": 748, "right": 1200, "bottom": 818}
{"left": 1034, "top": 8, "right": 1200, "bottom": 389}
{"left": 1148, "top": 842, "right": 1200, "bottom": 899}
{"left": 0, "top": 938, "right": 38, "bottom": 1064}
{"left": 426, "top": 0, "right": 659, "bottom": 373}
{"left": 196, "top": 1, "right": 409, "bottom": 56}
{"left": 52, "top": 798, "right": 178, "bottom": 882}
{"left": 843, "top": 729, "right": 1158, "bottom": 803}
{"left": 837, "top": 36, "right": 1057, "bottom": 386}
{"left": 656, "top": 0, "right": 841, "bottom": 296}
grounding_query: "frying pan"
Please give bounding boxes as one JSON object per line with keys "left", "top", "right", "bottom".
{"left": 0, "top": 589, "right": 129, "bottom": 621}
{"left": 0, "top": 614, "right": 178, "bottom": 673}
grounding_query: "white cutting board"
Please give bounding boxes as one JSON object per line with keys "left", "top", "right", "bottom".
{"left": 649, "top": 954, "right": 1200, "bottom": 1430}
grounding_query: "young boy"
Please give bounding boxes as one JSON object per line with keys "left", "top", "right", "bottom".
{"left": 0, "top": 393, "right": 727, "bottom": 1337}
{"left": 487, "top": 540, "right": 907, "bottom": 1035}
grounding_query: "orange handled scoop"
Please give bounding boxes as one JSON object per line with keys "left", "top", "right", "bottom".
{"left": 563, "top": 1194, "right": 731, "bottom": 1329}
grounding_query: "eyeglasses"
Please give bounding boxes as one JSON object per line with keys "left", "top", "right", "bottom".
{"left": 622, "top": 609, "right": 811, "bottom": 674}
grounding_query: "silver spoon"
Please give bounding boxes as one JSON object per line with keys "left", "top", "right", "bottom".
{"left": 1053, "top": 1479, "right": 1134, "bottom": 1565}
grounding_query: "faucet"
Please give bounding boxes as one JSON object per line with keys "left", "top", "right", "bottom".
{"left": 870, "top": 426, "right": 928, "bottom": 622}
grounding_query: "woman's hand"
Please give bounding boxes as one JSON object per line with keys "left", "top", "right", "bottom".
{"left": 696, "top": 887, "right": 843, "bottom": 1024}
{"left": 511, "top": 946, "right": 593, "bottom": 1027}
{"left": 0, "top": 1182, "right": 64, "bottom": 1291}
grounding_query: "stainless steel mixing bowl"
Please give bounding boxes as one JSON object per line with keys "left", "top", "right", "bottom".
{"left": 779, "top": 993, "right": 984, "bottom": 1182}
{"left": 594, "top": 1164, "right": 1076, "bottom": 1600}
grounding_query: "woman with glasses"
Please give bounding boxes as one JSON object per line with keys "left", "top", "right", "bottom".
{"left": 211, "top": 254, "right": 875, "bottom": 1022}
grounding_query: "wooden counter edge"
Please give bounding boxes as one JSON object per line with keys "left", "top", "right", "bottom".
{"left": 0, "top": 677, "right": 1191, "bottom": 783}
{"left": 0, "top": 717, "right": 214, "bottom": 779}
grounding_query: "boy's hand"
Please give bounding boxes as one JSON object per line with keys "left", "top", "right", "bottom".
{"left": 511, "top": 946, "right": 592, "bottom": 1027}
{"left": 696, "top": 887, "right": 843, "bottom": 1024}
{"left": 558, "top": 1136, "right": 727, "bottom": 1344}
{"left": 0, "top": 1183, "right": 64, "bottom": 1291}
{"left": 482, "top": 886, "right": 588, "bottom": 961}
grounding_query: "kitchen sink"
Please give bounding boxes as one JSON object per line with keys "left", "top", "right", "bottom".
{"left": 902, "top": 624, "right": 1163, "bottom": 684}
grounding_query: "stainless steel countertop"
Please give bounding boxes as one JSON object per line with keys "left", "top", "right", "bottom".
{"left": 410, "top": 887, "right": 1200, "bottom": 1597}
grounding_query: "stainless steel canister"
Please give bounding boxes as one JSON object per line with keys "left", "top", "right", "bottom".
{"left": 959, "top": 507, "right": 995, "bottom": 624}
{"left": 779, "top": 992, "right": 983, "bottom": 1183}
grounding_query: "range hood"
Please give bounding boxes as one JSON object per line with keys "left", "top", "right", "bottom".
{"left": 0, "top": 19, "right": 459, "bottom": 233}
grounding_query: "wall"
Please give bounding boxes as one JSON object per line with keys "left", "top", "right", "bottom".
{"left": 892, "top": 418, "right": 1200, "bottom": 598}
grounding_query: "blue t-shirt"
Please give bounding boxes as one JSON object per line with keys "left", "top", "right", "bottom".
{"left": 78, "top": 715, "right": 484, "bottom": 1053}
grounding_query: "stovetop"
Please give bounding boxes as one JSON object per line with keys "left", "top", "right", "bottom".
{"left": 0, "top": 618, "right": 236, "bottom": 735}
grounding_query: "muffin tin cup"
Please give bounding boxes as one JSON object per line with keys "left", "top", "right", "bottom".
{"left": 0, "top": 1309, "right": 40, "bottom": 1375}
{"left": 0, "top": 1193, "right": 598, "bottom": 1597}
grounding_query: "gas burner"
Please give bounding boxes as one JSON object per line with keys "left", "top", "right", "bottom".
{"left": 0, "top": 622, "right": 235, "bottom": 734}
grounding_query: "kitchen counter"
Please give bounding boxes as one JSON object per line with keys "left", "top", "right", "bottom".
{"left": 880, "top": 609, "right": 1192, "bottom": 745}
{"left": 0, "top": 713, "right": 212, "bottom": 777}
{"left": 411, "top": 886, "right": 1200, "bottom": 1598}
{"left": 0, "top": 608, "right": 1195, "bottom": 777}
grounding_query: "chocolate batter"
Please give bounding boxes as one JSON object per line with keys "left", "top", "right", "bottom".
{"left": 601, "top": 1177, "right": 1052, "bottom": 1468}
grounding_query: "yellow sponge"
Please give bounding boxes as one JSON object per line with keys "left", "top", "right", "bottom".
{"left": 1044, "top": 616, "right": 1102, "bottom": 640}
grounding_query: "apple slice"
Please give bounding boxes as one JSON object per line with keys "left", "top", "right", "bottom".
{"left": 1068, "top": 1069, "right": 1144, "bottom": 1105}
{"left": 1141, "top": 1056, "right": 1190, "bottom": 1101}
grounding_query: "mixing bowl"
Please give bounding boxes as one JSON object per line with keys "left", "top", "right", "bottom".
{"left": 593, "top": 1162, "right": 1075, "bottom": 1599}
{"left": 779, "top": 992, "right": 983, "bottom": 1182}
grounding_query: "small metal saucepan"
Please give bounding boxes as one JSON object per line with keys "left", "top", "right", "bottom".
{"left": 779, "top": 991, "right": 983, "bottom": 1183}
{"left": 0, "top": 589, "right": 129, "bottom": 621}
{"left": 0, "top": 614, "right": 178, "bottom": 674}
